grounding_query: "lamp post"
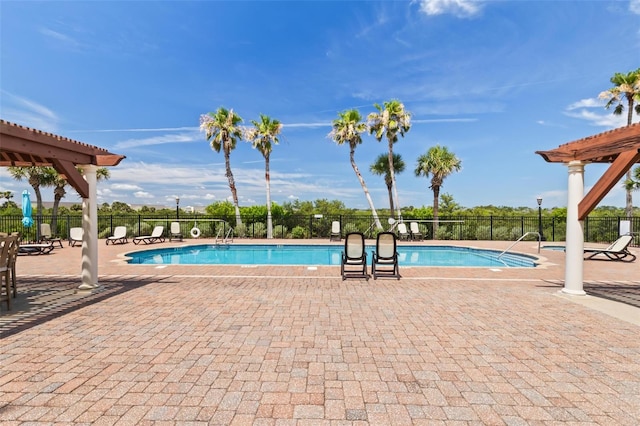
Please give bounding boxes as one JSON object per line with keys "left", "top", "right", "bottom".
{"left": 536, "top": 196, "right": 544, "bottom": 241}
{"left": 175, "top": 197, "right": 180, "bottom": 220}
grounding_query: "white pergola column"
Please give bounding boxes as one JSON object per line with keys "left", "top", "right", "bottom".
{"left": 563, "top": 160, "right": 586, "bottom": 295}
{"left": 78, "top": 165, "right": 99, "bottom": 290}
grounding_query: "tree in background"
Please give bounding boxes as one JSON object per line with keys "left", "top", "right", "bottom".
{"left": 200, "top": 107, "right": 244, "bottom": 227}
{"left": 599, "top": 68, "right": 640, "bottom": 218}
{"left": 415, "top": 145, "right": 462, "bottom": 238}
{"left": 49, "top": 167, "right": 110, "bottom": 233}
{"left": 245, "top": 113, "right": 283, "bottom": 239}
{"left": 367, "top": 99, "right": 411, "bottom": 222}
{"left": 330, "top": 109, "right": 382, "bottom": 230}
{"left": 370, "top": 153, "right": 405, "bottom": 218}
{"left": 8, "top": 166, "right": 56, "bottom": 230}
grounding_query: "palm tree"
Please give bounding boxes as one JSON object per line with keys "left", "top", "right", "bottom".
{"left": 415, "top": 145, "right": 462, "bottom": 239}
{"left": 370, "top": 153, "right": 405, "bottom": 218}
{"left": 49, "top": 167, "right": 110, "bottom": 233}
{"left": 245, "top": 113, "right": 283, "bottom": 239}
{"left": 367, "top": 99, "right": 411, "bottom": 221}
{"left": 599, "top": 68, "right": 640, "bottom": 218}
{"left": 8, "top": 166, "right": 56, "bottom": 236}
{"left": 200, "top": 107, "right": 244, "bottom": 227}
{"left": 329, "top": 109, "right": 383, "bottom": 230}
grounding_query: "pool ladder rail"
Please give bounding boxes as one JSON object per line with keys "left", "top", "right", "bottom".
{"left": 215, "top": 227, "right": 234, "bottom": 244}
{"left": 498, "top": 232, "right": 541, "bottom": 260}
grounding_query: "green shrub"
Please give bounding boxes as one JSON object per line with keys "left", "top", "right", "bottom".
{"left": 273, "top": 225, "right": 288, "bottom": 238}
{"left": 251, "top": 222, "right": 267, "bottom": 238}
{"left": 291, "top": 226, "right": 306, "bottom": 239}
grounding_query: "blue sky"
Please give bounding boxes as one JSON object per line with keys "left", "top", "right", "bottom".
{"left": 1, "top": 0, "right": 639, "bottom": 211}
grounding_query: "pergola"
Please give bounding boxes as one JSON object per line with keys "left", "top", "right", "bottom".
{"left": 536, "top": 122, "right": 640, "bottom": 295}
{"left": 0, "top": 119, "right": 126, "bottom": 289}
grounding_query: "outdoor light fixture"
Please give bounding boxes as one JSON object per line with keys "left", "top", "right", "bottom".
{"left": 536, "top": 196, "right": 544, "bottom": 240}
{"left": 176, "top": 197, "right": 180, "bottom": 220}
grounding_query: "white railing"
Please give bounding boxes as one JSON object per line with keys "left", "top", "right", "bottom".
{"left": 498, "top": 231, "right": 541, "bottom": 259}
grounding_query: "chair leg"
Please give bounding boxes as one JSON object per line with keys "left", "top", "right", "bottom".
{"left": 1, "top": 273, "right": 11, "bottom": 310}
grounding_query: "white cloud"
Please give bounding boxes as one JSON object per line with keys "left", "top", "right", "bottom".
{"left": 111, "top": 183, "right": 142, "bottom": 191}
{"left": 115, "top": 132, "right": 200, "bottom": 149}
{"left": 564, "top": 109, "right": 628, "bottom": 128}
{"left": 39, "top": 27, "right": 84, "bottom": 50}
{"left": 133, "top": 191, "right": 154, "bottom": 199}
{"left": 630, "top": 0, "right": 640, "bottom": 14}
{"left": 566, "top": 98, "right": 604, "bottom": 110}
{"left": 415, "top": 0, "right": 483, "bottom": 18}
{"left": 1, "top": 91, "right": 59, "bottom": 132}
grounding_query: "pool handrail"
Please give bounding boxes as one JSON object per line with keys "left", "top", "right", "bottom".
{"left": 498, "top": 232, "right": 540, "bottom": 259}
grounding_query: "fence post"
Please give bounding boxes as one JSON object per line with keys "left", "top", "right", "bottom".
{"left": 490, "top": 216, "right": 493, "bottom": 240}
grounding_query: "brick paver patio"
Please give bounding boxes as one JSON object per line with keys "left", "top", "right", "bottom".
{"left": 1, "top": 239, "right": 638, "bottom": 424}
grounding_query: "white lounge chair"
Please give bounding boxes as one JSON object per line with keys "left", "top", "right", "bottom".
{"left": 409, "top": 222, "right": 423, "bottom": 241}
{"left": 39, "top": 223, "right": 63, "bottom": 248}
{"left": 106, "top": 226, "right": 128, "bottom": 245}
{"left": 69, "top": 227, "right": 83, "bottom": 246}
{"left": 584, "top": 234, "right": 636, "bottom": 262}
{"left": 330, "top": 221, "right": 341, "bottom": 241}
{"left": 371, "top": 232, "right": 400, "bottom": 280}
{"left": 133, "top": 226, "right": 165, "bottom": 245}
{"left": 169, "top": 222, "right": 183, "bottom": 242}
{"left": 396, "top": 223, "right": 410, "bottom": 241}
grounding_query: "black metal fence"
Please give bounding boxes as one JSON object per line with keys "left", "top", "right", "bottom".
{"left": 3, "top": 213, "right": 639, "bottom": 247}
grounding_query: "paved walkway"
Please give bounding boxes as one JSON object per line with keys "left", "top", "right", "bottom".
{"left": 1, "top": 239, "right": 639, "bottom": 424}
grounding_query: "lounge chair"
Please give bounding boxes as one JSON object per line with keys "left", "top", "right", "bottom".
{"left": 18, "top": 242, "right": 55, "bottom": 255}
{"left": 133, "top": 226, "right": 165, "bottom": 245}
{"left": 169, "top": 222, "right": 183, "bottom": 242}
{"left": 39, "top": 223, "right": 63, "bottom": 248}
{"left": 106, "top": 226, "right": 128, "bottom": 245}
{"left": 329, "top": 221, "right": 341, "bottom": 241}
{"left": 584, "top": 234, "right": 636, "bottom": 262}
{"left": 69, "top": 227, "right": 83, "bottom": 246}
{"left": 397, "top": 223, "right": 410, "bottom": 241}
{"left": 371, "top": 232, "right": 400, "bottom": 280}
{"left": 409, "top": 222, "right": 423, "bottom": 241}
{"left": 341, "top": 232, "right": 368, "bottom": 280}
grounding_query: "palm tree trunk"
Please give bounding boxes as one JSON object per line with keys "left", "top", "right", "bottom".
{"left": 433, "top": 186, "right": 440, "bottom": 239}
{"left": 351, "top": 148, "right": 382, "bottom": 230}
{"left": 388, "top": 141, "right": 401, "bottom": 222}
{"left": 386, "top": 181, "right": 394, "bottom": 218}
{"left": 51, "top": 185, "right": 66, "bottom": 236}
{"left": 265, "top": 156, "right": 273, "bottom": 239}
{"left": 625, "top": 98, "right": 634, "bottom": 219}
{"left": 224, "top": 149, "right": 242, "bottom": 227}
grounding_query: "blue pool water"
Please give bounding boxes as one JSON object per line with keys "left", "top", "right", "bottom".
{"left": 125, "top": 244, "right": 537, "bottom": 267}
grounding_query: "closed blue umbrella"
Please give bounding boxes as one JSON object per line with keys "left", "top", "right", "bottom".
{"left": 22, "top": 190, "right": 33, "bottom": 228}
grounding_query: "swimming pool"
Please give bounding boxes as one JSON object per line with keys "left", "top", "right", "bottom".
{"left": 125, "top": 244, "right": 537, "bottom": 267}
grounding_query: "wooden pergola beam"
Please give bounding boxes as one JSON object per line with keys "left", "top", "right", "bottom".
{"left": 578, "top": 149, "right": 640, "bottom": 220}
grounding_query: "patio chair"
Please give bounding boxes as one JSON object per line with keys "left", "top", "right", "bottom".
{"left": 39, "top": 223, "right": 63, "bottom": 248}
{"left": 341, "top": 232, "right": 369, "bottom": 280}
{"left": 169, "top": 222, "right": 183, "bottom": 242}
{"left": 106, "top": 226, "right": 128, "bottom": 245}
{"left": 409, "top": 222, "right": 423, "bottom": 241}
{"left": 397, "top": 223, "right": 410, "bottom": 241}
{"left": 330, "top": 221, "right": 341, "bottom": 241}
{"left": 584, "top": 234, "right": 636, "bottom": 262}
{"left": 1, "top": 234, "right": 19, "bottom": 310}
{"left": 69, "top": 227, "right": 83, "bottom": 246}
{"left": 133, "top": 226, "right": 165, "bottom": 245}
{"left": 371, "top": 232, "right": 400, "bottom": 280}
